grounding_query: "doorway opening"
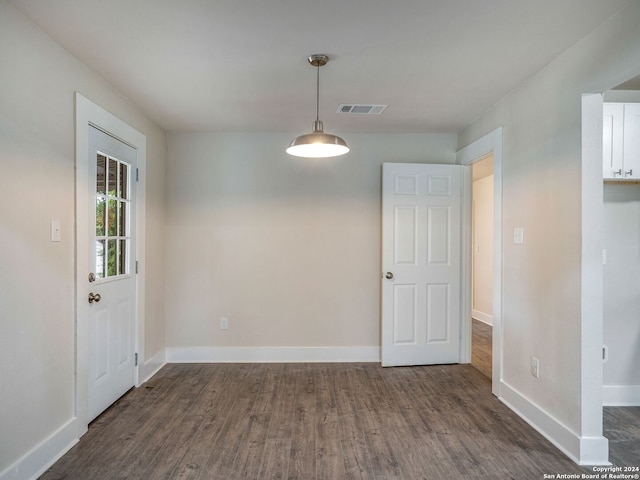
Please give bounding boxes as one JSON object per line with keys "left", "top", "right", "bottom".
{"left": 457, "top": 127, "right": 503, "bottom": 397}
{"left": 591, "top": 80, "right": 640, "bottom": 464}
{"left": 470, "top": 155, "right": 494, "bottom": 380}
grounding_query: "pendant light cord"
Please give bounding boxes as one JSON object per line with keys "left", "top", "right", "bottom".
{"left": 315, "top": 63, "right": 320, "bottom": 123}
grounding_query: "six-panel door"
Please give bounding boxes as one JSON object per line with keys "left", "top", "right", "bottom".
{"left": 381, "top": 163, "right": 462, "bottom": 367}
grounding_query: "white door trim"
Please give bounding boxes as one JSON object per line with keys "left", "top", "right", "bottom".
{"left": 579, "top": 93, "right": 608, "bottom": 463}
{"left": 456, "top": 127, "right": 503, "bottom": 397}
{"left": 75, "top": 93, "right": 146, "bottom": 437}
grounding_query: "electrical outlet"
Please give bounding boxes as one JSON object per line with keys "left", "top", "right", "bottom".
{"left": 531, "top": 356, "right": 540, "bottom": 378}
{"left": 220, "top": 317, "right": 229, "bottom": 330}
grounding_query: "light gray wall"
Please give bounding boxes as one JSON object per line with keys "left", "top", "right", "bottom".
{"left": 472, "top": 173, "right": 494, "bottom": 324}
{"left": 603, "top": 184, "right": 640, "bottom": 388}
{"left": 0, "top": 1, "right": 166, "bottom": 472}
{"left": 164, "top": 133, "right": 457, "bottom": 349}
{"left": 458, "top": 1, "right": 640, "bottom": 437}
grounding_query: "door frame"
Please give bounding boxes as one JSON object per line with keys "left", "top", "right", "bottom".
{"left": 456, "top": 127, "right": 503, "bottom": 397}
{"left": 580, "top": 93, "right": 607, "bottom": 457}
{"left": 75, "top": 93, "right": 146, "bottom": 437}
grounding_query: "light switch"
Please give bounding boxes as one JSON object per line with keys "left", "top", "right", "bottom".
{"left": 51, "top": 220, "right": 61, "bottom": 242}
{"left": 513, "top": 227, "right": 524, "bottom": 245}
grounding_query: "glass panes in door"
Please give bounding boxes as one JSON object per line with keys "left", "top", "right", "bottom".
{"left": 96, "top": 152, "right": 131, "bottom": 279}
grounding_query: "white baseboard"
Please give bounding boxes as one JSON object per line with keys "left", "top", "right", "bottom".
{"left": 500, "top": 381, "right": 609, "bottom": 466}
{"left": 140, "top": 348, "right": 167, "bottom": 384}
{"left": 471, "top": 310, "right": 493, "bottom": 326}
{"left": 165, "top": 346, "right": 380, "bottom": 363}
{"left": 0, "top": 418, "right": 78, "bottom": 480}
{"left": 603, "top": 385, "right": 640, "bottom": 406}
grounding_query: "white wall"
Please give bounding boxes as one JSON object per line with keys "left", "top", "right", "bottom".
{"left": 458, "top": 0, "right": 640, "bottom": 463}
{"left": 0, "top": 1, "right": 166, "bottom": 476}
{"left": 472, "top": 172, "right": 494, "bottom": 325}
{"left": 164, "top": 133, "right": 456, "bottom": 354}
{"left": 603, "top": 184, "right": 640, "bottom": 402}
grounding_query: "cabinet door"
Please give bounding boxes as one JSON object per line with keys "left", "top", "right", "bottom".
{"left": 603, "top": 103, "right": 624, "bottom": 179}
{"left": 623, "top": 104, "right": 640, "bottom": 179}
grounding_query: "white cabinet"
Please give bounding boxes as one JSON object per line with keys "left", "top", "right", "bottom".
{"left": 603, "top": 103, "right": 624, "bottom": 179}
{"left": 603, "top": 103, "right": 640, "bottom": 180}
{"left": 623, "top": 104, "right": 640, "bottom": 179}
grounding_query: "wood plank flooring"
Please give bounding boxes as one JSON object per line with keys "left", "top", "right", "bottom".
{"left": 604, "top": 406, "right": 640, "bottom": 468}
{"left": 38, "top": 362, "right": 634, "bottom": 480}
{"left": 471, "top": 319, "right": 492, "bottom": 379}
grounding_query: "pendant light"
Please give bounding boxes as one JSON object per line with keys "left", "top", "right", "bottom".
{"left": 286, "top": 54, "right": 349, "bottom": 158}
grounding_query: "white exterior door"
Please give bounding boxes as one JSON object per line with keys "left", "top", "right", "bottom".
{"left": 87, "top": 126, "right": 137, "bottom": 421}
{"left": 381, "top": 163, "right": 462, "bottom": 367}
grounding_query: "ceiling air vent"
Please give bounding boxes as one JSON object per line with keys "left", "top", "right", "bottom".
{"left": 337, "top": 104, "right": 388, "bottom": 115}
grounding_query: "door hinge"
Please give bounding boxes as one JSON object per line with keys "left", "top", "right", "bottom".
{"left": 135, "top": 260, "right": 139, "bottom": 274}
{"left": 136, "top": 168, "right": 139, "bottom": 181}
{"left": 135, "top": 353, "right": 138, "bottom": 367}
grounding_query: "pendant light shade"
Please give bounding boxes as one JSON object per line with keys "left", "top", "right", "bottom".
{"left": 286, "top": 120, "right": 349, "bottom": 158}
{"left": 286, "top": 55, "right": 349, "bottom": 158}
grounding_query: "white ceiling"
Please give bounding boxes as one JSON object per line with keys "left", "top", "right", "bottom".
{"left": 10, "top": 0, "right": 631, "bottom": 134}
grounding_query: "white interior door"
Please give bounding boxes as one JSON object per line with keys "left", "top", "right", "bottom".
{"left": 381, "top": 163, "right": 462, "bottom": 367}
{"left": 88, "top": 126, "right": 137, "bottom": 421}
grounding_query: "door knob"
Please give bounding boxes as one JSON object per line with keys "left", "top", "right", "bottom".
{"left": 88, "top": 292, "right": 101, "bottom": 304}
{"left": 385, "top": 272, "right": 394, "bottom": 279}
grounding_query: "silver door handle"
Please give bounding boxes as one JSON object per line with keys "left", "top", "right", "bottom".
{"left": 88, "top": 292, "right": 101, "bottom": 304}
{"left": 385, "top": 272, "right": 394, "bottom": 279}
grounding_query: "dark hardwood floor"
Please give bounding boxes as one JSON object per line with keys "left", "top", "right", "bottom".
{"left": 469, "top": 318, "right": 640, "bottom": 473}
{"left": 471, "top": 318, "right": 492, "bottom": 379}
{"left": 604, "top": 406, "right": 640, "bottom": 468}
{"left": 38, "top": 362, "right": 634, "bottom": 480}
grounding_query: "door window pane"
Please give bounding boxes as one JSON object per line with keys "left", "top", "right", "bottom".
{"left": 95, "top": 152, "right": 132, "bottom": 280}
{"left": 96, "top": 197, "right": 105, "bottom": 236}
{"left": 108, "top": 158, "right": 117, "bottom": 195}
{"left": 118, "top": 239, "right": 127, "bottom": 275}
{"left": 97, "top": 155, "right": 107, "bottom": 195}
{"left": 118, "top": 201, "right": 126, "bottom": 236}
{"left": 96, "top": 240, "right": 105, "bottom": 279}
{"left": 108, "top": 199, "right": 117, "bottom": 236}
{"left": 119, "top": 163, "right": 129, "bottom": 200}
{"left": 107, "top": 239, "right": 117, "bottom": 277}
